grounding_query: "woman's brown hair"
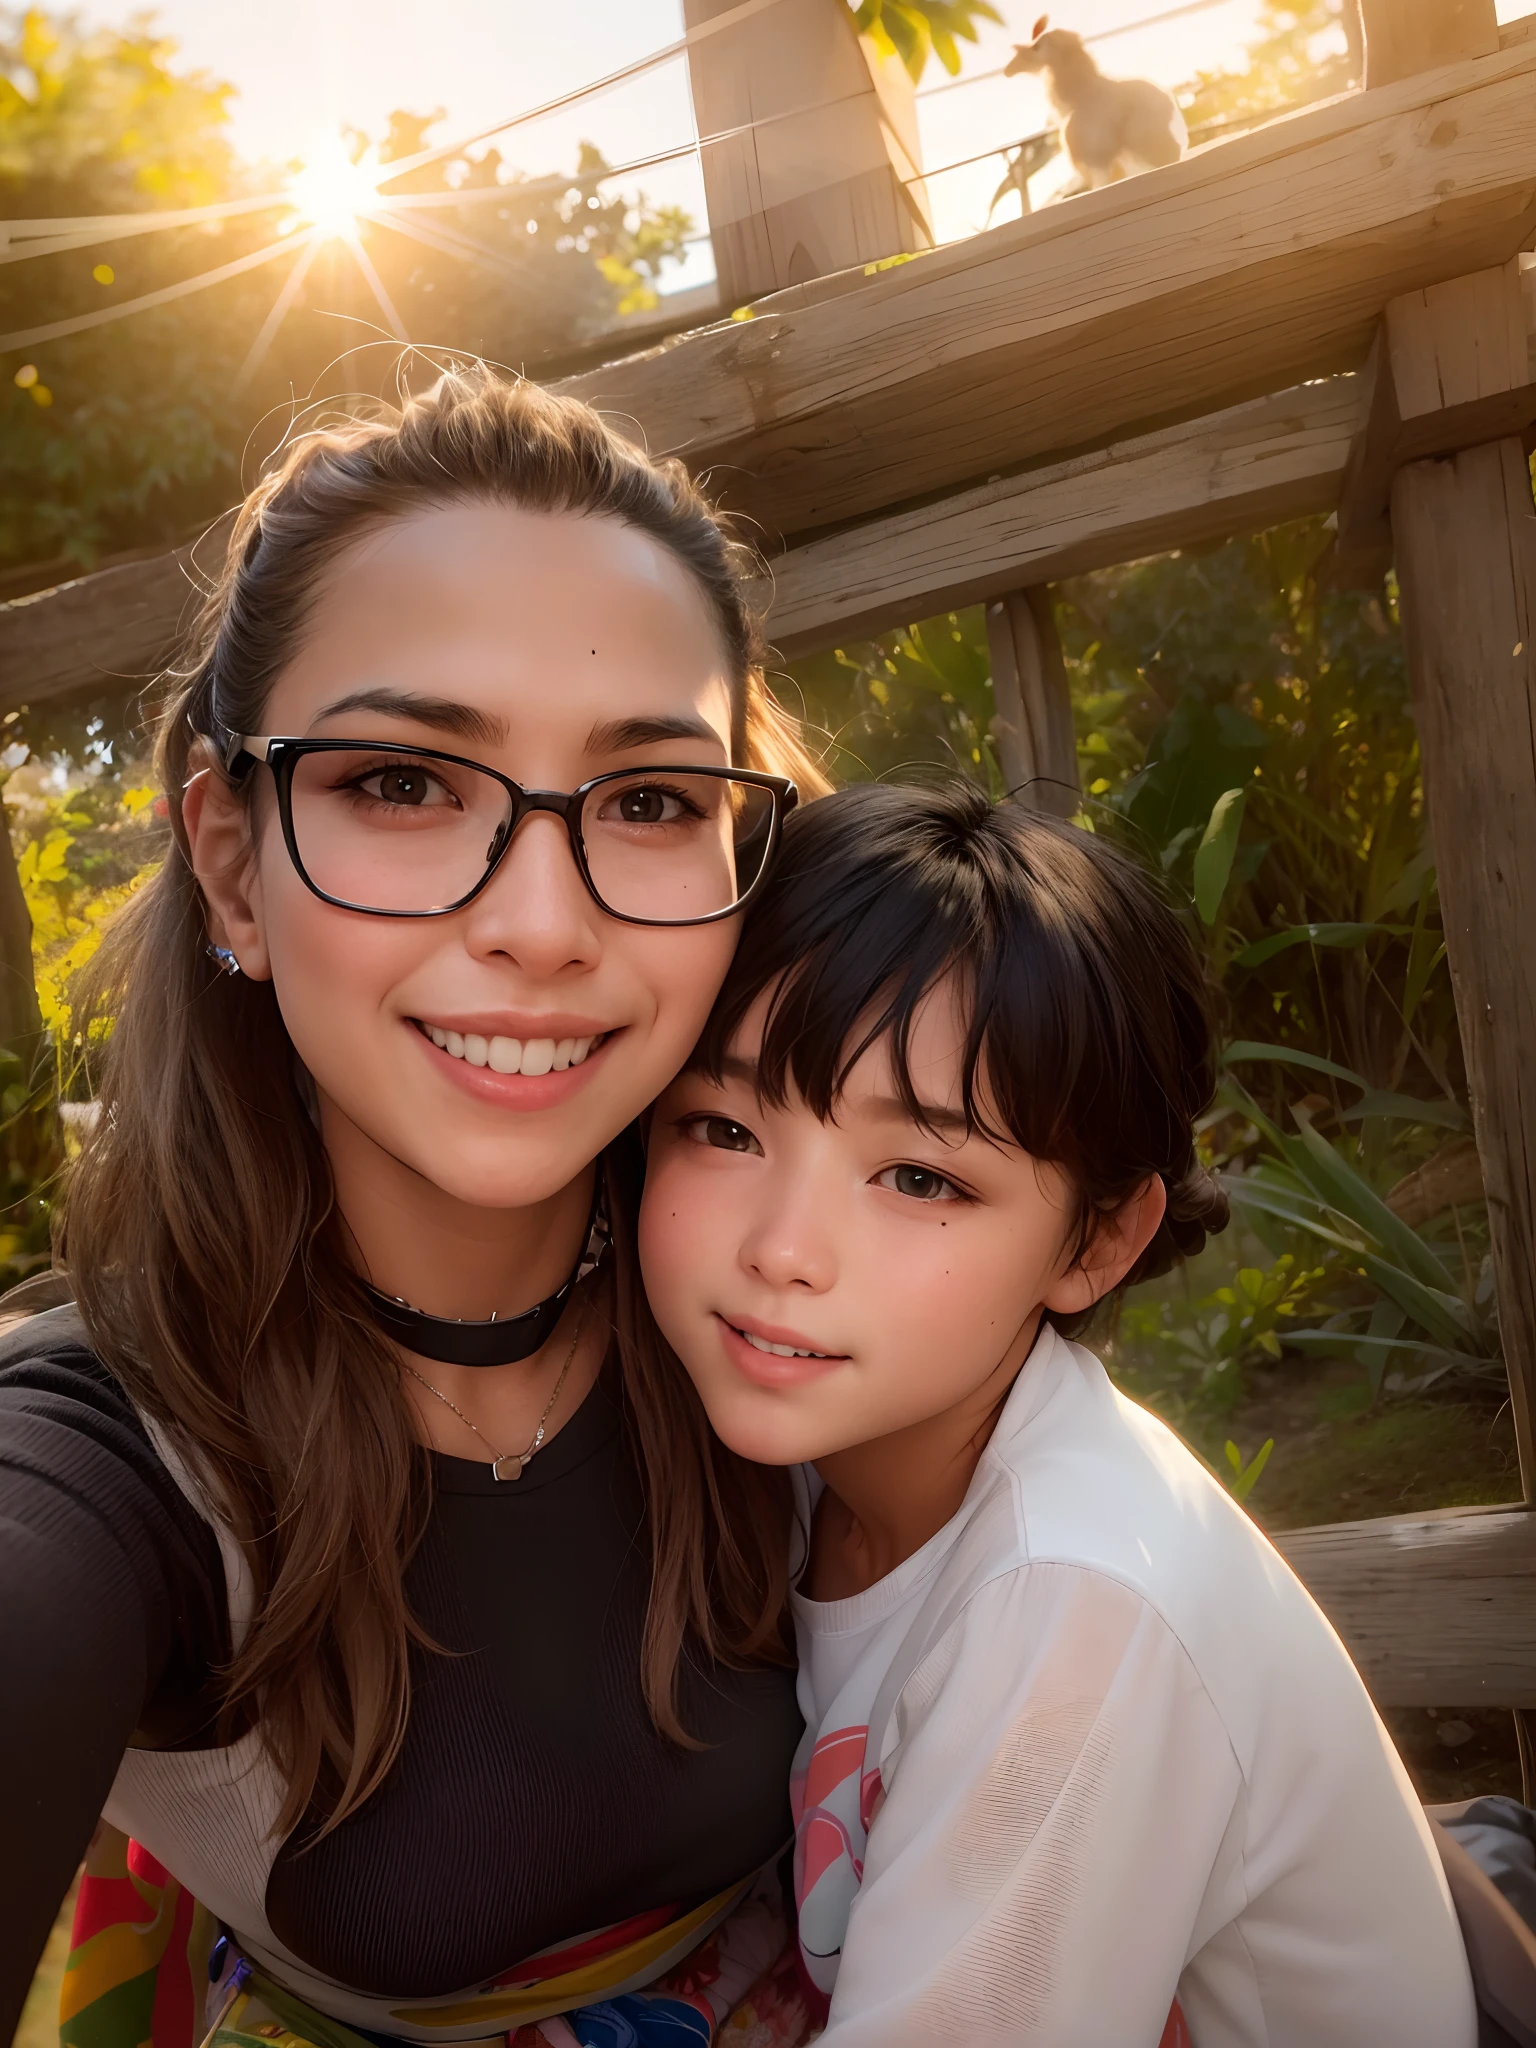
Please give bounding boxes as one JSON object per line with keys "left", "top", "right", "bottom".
{"left": 61, "top": 364, "right": 829, "bottom": 1835}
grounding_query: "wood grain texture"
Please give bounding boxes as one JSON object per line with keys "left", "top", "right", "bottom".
{"left": 762, "top": 379, "right": 1358, "bottom": 655}
{"left": 985, "top": 589, "right": 1077, "bottom": 813}
{"left": 1276, "top": 1505, "right": 1536, "bottom": 1705}
{"left": 559, "top": 39, "right": 1536, "bottom": 542}
{"left": 1335, "top": 265, "right": 1536, "bottom": 582}
{"left": 0, "top": 542, "right": 206, "bottom": 712}
{"left": 681, "top": 0, "right": 928, "bottom": 308}
{"left": 1392, "top": 438, "right": 1536, "bottom": 1499}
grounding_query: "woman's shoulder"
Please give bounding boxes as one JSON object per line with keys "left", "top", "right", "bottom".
{"left": 0, "top": 1297, "right": 223, "bottom": 1582}
{"left": 0, "top": 1298, "right": 144, "bottom": 1434}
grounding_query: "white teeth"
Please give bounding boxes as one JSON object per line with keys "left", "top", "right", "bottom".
{"left": 425, "top": 1025, "right": 601, "bottom": 1074}
{"left": 739, "top": 1327, "right": 830, "bottom": 1360}
{"left": 520, "top": 1038, "right": 555, "bottom": 1077}
{"left": 487, "top": 1036, "right": 520, "bottom": 1074}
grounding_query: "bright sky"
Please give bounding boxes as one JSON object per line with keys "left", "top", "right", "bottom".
{"left": 81, "top": 0, "right": 1532, "bottom": 286}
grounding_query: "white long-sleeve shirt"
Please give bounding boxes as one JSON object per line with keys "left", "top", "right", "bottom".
{"left": 789, "top": 1325, "right": 1476, "bottom": 2048}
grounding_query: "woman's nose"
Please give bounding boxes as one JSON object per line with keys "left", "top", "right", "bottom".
{"left": 460, "top": 811, "right": 604, "bottom": 976}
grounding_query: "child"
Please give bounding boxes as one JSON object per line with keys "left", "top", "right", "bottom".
{"left": 637, "top": 781, "right": 1475, "bottom": 2048}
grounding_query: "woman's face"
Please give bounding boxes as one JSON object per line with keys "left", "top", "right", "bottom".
{"left": 190, "top": 500, "right": 742, "bottom": 1210}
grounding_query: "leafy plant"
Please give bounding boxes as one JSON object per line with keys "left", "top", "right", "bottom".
{"left": 1224, "top": 1436, "right": 1275, "bottom": 1503}
{"left": 1220, "top": 1068, "right": 1499, "bottom": 1396}
{"left": 853, "top": 0, "right": 1002, "bottom": 80}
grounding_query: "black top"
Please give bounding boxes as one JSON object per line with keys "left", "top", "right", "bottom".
{"left": 0, "top": 1308, "right": 801, "bottom": 2036}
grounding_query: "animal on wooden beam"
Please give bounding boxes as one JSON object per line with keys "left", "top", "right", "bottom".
{"left": 1004, "top": 15, "right": 1188, "bottom": 193}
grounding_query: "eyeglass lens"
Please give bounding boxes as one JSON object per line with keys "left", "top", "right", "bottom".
{"left": 284, "top": 748, "right": 777, "bottom": 920}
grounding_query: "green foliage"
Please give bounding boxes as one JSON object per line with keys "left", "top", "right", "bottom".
{"left": 853, "top": 0, "right": 1003, "bottom": 80}
{"left": 0, "top": 8, "right": 693, "bottom": 577}
{"left": 1221, "top": 1074, "right": 1500, "bottom": 1395}
{"left": 1224, "top": 1435, "right": 1275, "bottom": 1503}
{"left": 1114, "top": 1253, "right": 1327, "bottom": 1420}
{"left": 782, "top": 608, "right": 1003, "bottom": 789}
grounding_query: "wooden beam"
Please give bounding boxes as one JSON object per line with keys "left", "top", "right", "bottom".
{"left": 762, "top": 378, "right": 1357, "bottom": 656}
{"left": 1360, "top": 0, "right": 1498, "bottom": 88}
{"left": 1393, "top": 434, "right": 1536, "bottom": 1500}
{"left": 1334, "top": 259, "right": 1536, "bottom": 580}
{"left": 0, "top": 542, "right": 203, "bottom": 714}
{"left": 682, "top": 0, "right": 930, "bottom": 309}
{"left": 561, "top": 38, "right": 1536, "bottom": 543}
{"left": 1275, "top": 1505, "right": 1536, "bottom": 1706}
{"left": 985, "top": 589, "right": 1078, "bottom": 813}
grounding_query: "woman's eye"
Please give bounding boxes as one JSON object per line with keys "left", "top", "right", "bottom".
{"left": 598, "top": 782, "right": 704, "bottom": 827}
{"left": 356, "top": 765, "right": 454, "bottom": 808}
{"left": 617, "top": 785, "right": 680, "bottom": 825}
{"left": 877, "top": 1163, "right": 963, "bottom": 1203}
{"left": 680, "top": 1115, "right": 763, "bottom": 1156}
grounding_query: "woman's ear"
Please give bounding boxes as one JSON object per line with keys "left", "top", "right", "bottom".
{"left": 1041, "top": 1174, "right": 1168, "bottom": 1318}
{"left": 182, "top": 741, "right": 273, "bottom": 982}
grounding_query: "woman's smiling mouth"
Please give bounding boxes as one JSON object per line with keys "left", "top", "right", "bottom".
{"left": 416, "top": 1022, "right": 607, "bottom": 1076}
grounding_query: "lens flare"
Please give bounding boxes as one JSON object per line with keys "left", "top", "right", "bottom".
{"left": 286, "top": 140, "right": 383, "bottom": 240}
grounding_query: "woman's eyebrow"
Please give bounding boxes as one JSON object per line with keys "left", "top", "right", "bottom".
{"left": 587, "top": 712, "right": 725, "bottom": 753}
{"left": 314, "top": 687, "right": 508, "bottom": 746}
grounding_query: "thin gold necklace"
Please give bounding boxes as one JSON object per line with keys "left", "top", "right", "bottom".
{"left": 402, "top": 1301, "right": 587, "bottom": 1482}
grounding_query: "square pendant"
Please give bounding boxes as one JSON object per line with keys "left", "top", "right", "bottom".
{"left": 492, "top": 1453, "right": 526, "bottom": 1482}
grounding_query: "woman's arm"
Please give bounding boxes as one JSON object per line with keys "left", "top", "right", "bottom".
{"left": 0, "top": 1338, "right": 225, "bottom": 2040}
{"left": 819, "top": 1561, "right": 1241, "bottom": 2048}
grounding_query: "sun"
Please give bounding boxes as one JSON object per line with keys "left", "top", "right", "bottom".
{"left": 286, "top": 139, "right": 384, "bottom": 241}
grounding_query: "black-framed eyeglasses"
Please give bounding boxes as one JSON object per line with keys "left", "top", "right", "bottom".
{"left": 223, "top": 733, "right": 799, "bottom": 927}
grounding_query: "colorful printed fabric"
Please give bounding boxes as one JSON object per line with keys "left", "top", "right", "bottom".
{"left": 60, "top": 1832, "right": 809, "bottom": 2048}
{"left": 60, "top": 1825, "right": 218, "bottom": 2048}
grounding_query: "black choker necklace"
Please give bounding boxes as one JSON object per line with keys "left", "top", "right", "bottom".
{"left": 364, "top": 1203, "right": 608, "bottom": 1368}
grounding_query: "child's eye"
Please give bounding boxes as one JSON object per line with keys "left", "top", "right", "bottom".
{"left": 679, "top": 1115, "right": 763, "bottom": 1156}
{"left": 876, "top": 1164, "right": 965, "bottom": 1203}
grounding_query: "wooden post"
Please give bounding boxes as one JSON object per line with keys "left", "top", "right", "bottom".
{"left": 682, "top": 0, "right": 931, "bottom": 309}
{"left": 1393, "top": 440, "right": 1536, "bottom": 1497}
{"left": 1358, "top": 0, "right": 1496, "bottom": 86}
{"left": 1385, "top": 264, "right": 1536, "bottom": 1498}
{"left": 985, "top": 588, "right": 1078, "bottom": 814}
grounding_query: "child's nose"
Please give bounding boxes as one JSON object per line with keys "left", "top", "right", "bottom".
{"left": 739, "top": 1205, "right": 836, "bottom": 1294}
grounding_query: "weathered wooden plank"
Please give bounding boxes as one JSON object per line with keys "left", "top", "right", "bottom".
{"left": 1334, "top": 260, "right": 1536, "bottom": 578}
{"left": 1392, "top": 434, "right": 1536, "bottom": 1500}
{"left": 683, "top": 0, "right": 930, "bottom": 308}
{"left": 986, "top": 588, "right": 1078, "bottom": 812}
{"left": 761, "top": 378, "right": 1357, "bottom": 655}
{"left": 0, "top": 542, "right": 204, "bottom": 711}
{"left": 560, "top": 39, "right": 1536, "bottom": 542}
{"left": 1276, "top": 1505, "right": 1536, "bottom": 1705}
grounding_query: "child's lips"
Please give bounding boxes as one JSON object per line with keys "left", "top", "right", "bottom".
{"left": 715, "top": 1312, "right": 849, "bottom": 1388}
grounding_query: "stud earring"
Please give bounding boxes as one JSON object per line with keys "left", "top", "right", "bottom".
{"left": 204, "top": 942, "right": 242, "bottom": 976}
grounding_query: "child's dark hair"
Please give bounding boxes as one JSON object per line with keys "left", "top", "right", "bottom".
{"left": 697, "top": 779, "right": 1228, "bottom": 1327}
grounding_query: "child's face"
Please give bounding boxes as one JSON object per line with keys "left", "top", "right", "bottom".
{"left": 640, "top": 982, "right": 1093, "bottom": 1468}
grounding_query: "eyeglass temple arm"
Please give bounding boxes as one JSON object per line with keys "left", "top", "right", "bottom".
{"left": 222, "top": 733, "right": 274, "bottom": 779}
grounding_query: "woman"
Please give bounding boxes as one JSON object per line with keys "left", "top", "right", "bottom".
{"left": 0, "top": 367, "right": 825, "bottom": 2046}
